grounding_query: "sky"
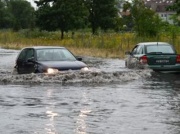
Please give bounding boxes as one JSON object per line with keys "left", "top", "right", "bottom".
{"left": 27, "top": 0, "right": 37, "bottom": 8}
{"left": 26, "top": 0, "right": 133, "bottom": 9}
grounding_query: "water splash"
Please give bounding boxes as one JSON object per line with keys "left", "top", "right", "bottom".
{"left": 0, "top": 69, "right": 152, "bottom": 85}
{"left": 0, "top": 49, "right": 152, "bottom": 85}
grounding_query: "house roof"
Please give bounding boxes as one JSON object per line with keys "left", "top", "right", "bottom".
{"left": 144, "top": 0, "right": 175, "bottom": 12}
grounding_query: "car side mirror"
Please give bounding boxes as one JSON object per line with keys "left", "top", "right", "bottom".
{"left": 27, "top": 57, "right": 35, "bottom": 63}
{"left": 76, "top": 57, "right": 82, "bottom": 61}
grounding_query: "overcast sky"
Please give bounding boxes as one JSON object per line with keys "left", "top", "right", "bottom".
{"left": 27, "top": 0, "right": 37, "bottom": 8}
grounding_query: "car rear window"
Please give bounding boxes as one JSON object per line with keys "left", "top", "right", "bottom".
{"left": 145, "top": 45, "right": 175, "bottom": 54}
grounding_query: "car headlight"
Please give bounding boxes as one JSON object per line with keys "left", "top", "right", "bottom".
{"left": 81, "top": 67, "right": 89, "bottom": 71}
{"left": 47, "top": 68, "right": 59, "bottom": 74}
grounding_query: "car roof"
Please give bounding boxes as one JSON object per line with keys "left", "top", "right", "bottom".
{"left": 22, "top": 46, "right": 66, "bottom": 50}
{"left": 137, "top": 42, "right": 171, "bottom": 46}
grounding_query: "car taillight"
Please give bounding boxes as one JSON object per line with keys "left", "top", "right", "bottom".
{"left": 140, "top": 55, "right": 147, "bottom": 64}
{"left": 176, "top": 55, "right": 180, "bottom": 63}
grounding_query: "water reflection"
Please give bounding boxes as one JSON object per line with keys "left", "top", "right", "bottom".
{"left": 45, "top": 88, "right": 59, "bottom": 134}
{"left": 145, "top": 72, "right": 180, "bottom": 90}
{"left": 141, "top": 72, "right": 180, "bottom": 134}
{"left": 76, "top": 92, "right": 92, "bottom": 134}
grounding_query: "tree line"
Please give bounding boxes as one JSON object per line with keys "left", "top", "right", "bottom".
{"left": 0, "top": 0, "right": 179, "bottom": 39}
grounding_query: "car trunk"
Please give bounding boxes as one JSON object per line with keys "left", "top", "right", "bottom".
{"left": 147, "top": 54, "right": 177, "bottom": 65}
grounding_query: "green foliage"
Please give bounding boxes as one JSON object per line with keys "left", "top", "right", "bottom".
{"left": 0, "top": 0, "right": 35, "bottom": 30}
{"left": 7, "top": 0, "right": 35, "bottom": 31}
{"left": 0, "top": 0, "right": 179, "bottom": 40}
{"left": 160, "top": 23, "right": 180, "bottom": 45}
{"left": 85, "top": 0, "right": 118, "bottom": 34}
{"left": 0, "top": 0, "right": 13, "bottom": 28}
{"left": 170, "top": 14, "right": 180, "bottom": 26}
{"left": 167, "top": 0, "right": 180, "bottom": 25}
{"left": 114, "top": 17, "right": 124, "bottom": 32}
{"left": 131, "top": 0, "right": 163, "bottom": 37}
{"left": 35, "top": 0, "right": 88, "bottom": 39}
{"left": 35, "top": 5, "right": 56, "bottom": 31}
{"left": 169, "top": 0, "right": 180, "bottom": 14}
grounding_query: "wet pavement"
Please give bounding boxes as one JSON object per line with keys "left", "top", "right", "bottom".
{"left": 0, "top": 48, "right": 180, "bottom": 134}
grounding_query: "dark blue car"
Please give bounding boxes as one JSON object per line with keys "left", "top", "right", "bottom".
{"left": 15, "top": 46, "right": 88, "bottom": 74}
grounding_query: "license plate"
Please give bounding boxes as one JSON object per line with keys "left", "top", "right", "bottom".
{"left": 156, "top": 60, "right": 169, "bottom": 63}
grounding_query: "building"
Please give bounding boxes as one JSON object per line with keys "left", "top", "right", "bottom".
{"left": 144, "top": 0, "right": 176, "bottom": 24}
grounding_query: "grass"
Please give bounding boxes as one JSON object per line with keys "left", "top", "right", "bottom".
{"left": 0, "top": 29, "right": 180, "bottom": 58}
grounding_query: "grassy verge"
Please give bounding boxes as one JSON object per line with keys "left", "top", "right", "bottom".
{"left": 0, "top": 30, "right": 180, "bottom": 58}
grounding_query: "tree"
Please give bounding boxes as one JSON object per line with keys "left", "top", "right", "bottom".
{"left": 0, "top": 0, "right": 13, "bottom": 29}
{"left": 99, "top": 0, "right": 118, "bottom": 32}
{"left": 85, "top": 0, "right": 118, "bottom": 34}
{"left": 170, "top": 0, "right": 180, "bottom": 14}
{"left": 7, "top": 0, "right": 35, "bottom": 31}
{"left": 121, "top": 1, "right": 134, "bottom": 31}
{"left": 168, "top": 0, "right": 180, "bottom": 25}
{"left": 35, "top": 0, "right": 88, "bottom": 39}
{"left": 123, "top": 0, "right": 163, "bottom": 37}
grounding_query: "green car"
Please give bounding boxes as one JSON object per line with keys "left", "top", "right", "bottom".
{"left": 125, "top": 42, "right": 180, "bottom": 72}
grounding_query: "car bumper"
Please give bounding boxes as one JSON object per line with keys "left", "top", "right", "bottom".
{"left": 148, "top": 64, "right": 180, "bottom": 72}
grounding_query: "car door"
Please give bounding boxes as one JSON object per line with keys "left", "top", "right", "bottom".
{"left": 126, "top": 45, "right": 144, "bottom": 68}
{"left": 17, "top": 48, "right": 36, "bottom": 74}
{"left": 133, "top": 45, "right": 144, "bottom": 60}
{"left": 126, "top": 45, "right": 138, "bottom": 68}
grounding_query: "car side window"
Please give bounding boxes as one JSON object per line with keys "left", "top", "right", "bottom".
{"left": 131, "top": 45, "right": 138, "bottom": 54}
{"left": 25, "top": 49, "right": 34, "bottom": 61}
{"left": 18, "top": 49, "right": 34, "bottom": 61}
{"left": 18, "top": 49, "right": 26, "bottom": 61}
{"left": 136, "top": 46, "right": 143, "bottom": 54}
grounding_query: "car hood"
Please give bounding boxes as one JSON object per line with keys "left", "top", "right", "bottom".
{"left": 38, "top": 60, "right": 87, "bottom": 71}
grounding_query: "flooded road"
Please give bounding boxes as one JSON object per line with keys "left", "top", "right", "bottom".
{"left": 0, "top": 48, "right": 180, "bottom": 134}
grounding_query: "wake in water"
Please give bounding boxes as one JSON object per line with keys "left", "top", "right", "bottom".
{"left": 0, "top": 69, "right": 152, "bottom": 85}
{"left": 0, "top": 49, "right": 152, "bottom": 85}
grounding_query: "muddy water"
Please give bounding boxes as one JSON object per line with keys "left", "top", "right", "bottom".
{"left": 0, "top": 48, "right": 180, "bottom": 134}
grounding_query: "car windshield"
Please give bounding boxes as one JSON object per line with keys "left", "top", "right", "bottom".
{"left": 36, "top": 48, "right": 77, "bottom": 61}
{"left": 145, "top": 44, "right": 175, "bottom": 54}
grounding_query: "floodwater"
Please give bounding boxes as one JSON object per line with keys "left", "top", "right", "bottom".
{"left": 0, "top": 48, "right": 180, "bottom": 134}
